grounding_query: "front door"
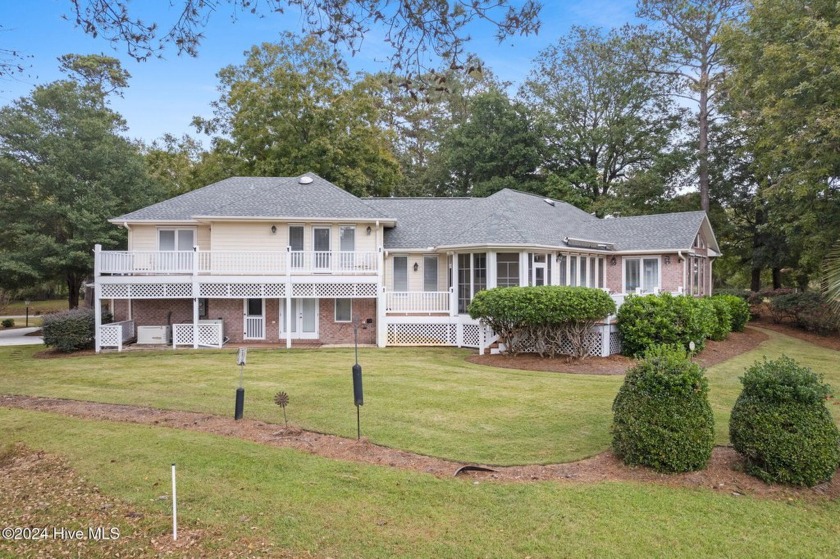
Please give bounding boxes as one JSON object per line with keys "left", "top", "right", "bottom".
{"left": 244, "top": 298, "right": 265, "bottom": 340}
{"left": 282, "top": 299, "right": 319, "bottom": 340}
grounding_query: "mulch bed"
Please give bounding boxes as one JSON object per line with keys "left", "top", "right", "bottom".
{"left": 749, "top": 315, "right": 840, "bottom": 352}
{"left": 467, "top": 327, "right": 770, "bottom": 375}
{"left": 2, "top": 395, "right": 837, "bottom": 502}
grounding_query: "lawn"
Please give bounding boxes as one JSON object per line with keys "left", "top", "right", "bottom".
{"left": 0, "top": 327, "right": 837, "bottom": 465}
{"left": 2, "top": 298, "right": 68, "bottom": 315}
{"left": 2, "top": 409, "right": 839, "bottom": 559}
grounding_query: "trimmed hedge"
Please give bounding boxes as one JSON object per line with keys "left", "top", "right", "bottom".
{"left": 468, "top": 286, "right": 616, "bottom": 359}
{"left": 730, "top": 356, "right": 840, "bottom": 487}
{"left": 611, "top": 345, "right": 715, "bottom": 473}
{"left": 712, "top": 294, "right": 750, "bottom": 332}
{"left": 769, "top": 292, "right": 839, "bottom": 334}
{"left": 707, "top": 297, "right": 732, "bottom": 341}
{"left": 616, "top": 293, "right": 716, "bottom": 357}
{"left": 42, "top": 309, "right": 112, "bottom": 353}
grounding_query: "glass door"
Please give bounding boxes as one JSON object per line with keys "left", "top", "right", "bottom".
{"left": 531, "top": 254, "right": 546, "bottom": 286}
{"left": 283, "top": 299, "right": 319, "bottom": 339}
{"left": 289, "top": 225, "right": 304, "bottom": 270}
{"left": 313, "top": 227, "right": 331, "bottom": 271}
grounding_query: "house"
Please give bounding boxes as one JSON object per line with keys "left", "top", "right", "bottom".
{"left": 94, "top": 174, "right": 719, "bottom": 355}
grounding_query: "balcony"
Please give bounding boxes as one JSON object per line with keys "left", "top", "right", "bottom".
{"left": 385, "top": 291, "right": 451, "bottom": 315}
{"left": 97, "top": 250, "right": 380, "bottom": 276}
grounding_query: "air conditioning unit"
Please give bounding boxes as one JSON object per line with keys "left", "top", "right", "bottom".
{"left": 137, "top": 325, "right": 171, "bottom": 344}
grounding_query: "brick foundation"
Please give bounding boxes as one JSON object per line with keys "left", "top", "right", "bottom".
{"left": 126, "top": 297, "right": 377, "bottom": 345}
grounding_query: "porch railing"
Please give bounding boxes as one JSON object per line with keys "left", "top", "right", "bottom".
{"left": 100, "top": 320, "right": 135, "bottom": 351}
{"left": 99, "top": 250, "right": 379, "bottom": 276}
{"left": 385, "top": 291, "right": 450, "bottom": 314}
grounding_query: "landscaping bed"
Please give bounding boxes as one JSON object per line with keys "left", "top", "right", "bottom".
{"left": 467, "top": 327, "right": 769, "bottom": 374}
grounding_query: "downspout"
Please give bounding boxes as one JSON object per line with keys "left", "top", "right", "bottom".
{"left": 677, "top": 250, "right": 687, "bottom": 295}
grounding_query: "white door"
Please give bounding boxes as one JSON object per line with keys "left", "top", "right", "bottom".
{"left": 532, "top": 254, "right": 547, "bottom": 286}
{"left": 313, "top": 227, "right": 331, "bottom": 271}
{"left": 243, "top": 298, "right": 265, "bottom": 340}
{"left": 282, "top": 299, "right": 319, "bottom": 340}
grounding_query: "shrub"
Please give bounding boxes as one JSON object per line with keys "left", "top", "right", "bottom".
{"left": 730, "top": 356, "right": 840, "bottom": 487}
{"left": 611, "top": 345, "right": 715, "bottom": 473}
{"left": 1, "top": 318, "right": 14, "bottom": 328}
{"left": 714, "top": 288, "right": 751, "bottom": 301}
{"left": 713, "top": 294, "right": 750, "bottom": 332}
{"left": 768, "top": 292, "right": 840, "bottom": 334}
{"left": 42, "top": 309, "right": 112, "bottom": 353}
{"left": 706, "top": 297, "right": 732, "bottom": 341}
{"left": 469, "top": 286, "right": 615, "bottom": 359}
{"left": 617, "top": 293, "right": 714, "bottom": 357}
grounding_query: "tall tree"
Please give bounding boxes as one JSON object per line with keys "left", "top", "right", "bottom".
{"left": 720, "top": 0, "right": 840, "bottom": 285}
{"left": 195, "top": 34, "right": 402, "bottom": 196}
{"left": 58, "top": 53, "right": 131, "bottom": 95}
{"left": 64, "top": 0, "right": 540, "bottom": 86}
{"left": 0, "top": 78, "right": 161, "bottom": 308}
{"left": 424, "top": 89, "right": 544, "bottom": 197}
{"left": 634, "top": 0, "right": 743, "bottom": 213}
{"left": 522, "top": 26, "right": 686, "bottom": 213}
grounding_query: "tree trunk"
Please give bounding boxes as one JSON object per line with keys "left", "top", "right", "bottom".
{"left": 750, "top": 268, "right": 761, "bottom": 292}
{"left": 66, "top": 273, "right": 83, "bottom": 309}
{"left": 772, "top": 268, "right": 782, "bottom": 290}
{"left": 698, "top": 77, "right": 710, "bottom": 213}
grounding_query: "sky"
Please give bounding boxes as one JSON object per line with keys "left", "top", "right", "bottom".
{"left": 0, "top": 0, "right": 638, "bottom": 145}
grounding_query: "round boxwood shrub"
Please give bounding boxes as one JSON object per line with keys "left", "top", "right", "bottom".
{"left": 42, "top": 308, "right": 112, "bottom": 353}
{"left": 611, "top": 345, "right": 715, "bottom": 473}
{"left": 713, "top": 294, "right": 750, "bottom": 332}
{"left": 730, "top": 356, "right": 840, "bottom": 487}
{"left": 617, "top": 293, "right": 715, "bottom": 357}
{"left": 707, "top": 297, "right": 732, "bottom": 341}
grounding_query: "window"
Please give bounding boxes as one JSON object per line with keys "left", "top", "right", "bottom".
{"left": 496, "top": 253, "right": 520, "bottom": 287}
{"left": 557, "top": 254, "right": 567, "bottom": 285}
{"left": 598, "top": 257, "right": 605, "bottom": 288}
{"left": 335, "top": 299, "right": 352, "bottom": 322}
{"left": 625, "top": 258, "right": 659, "bottom": 293}
{"left": 423, "top": 256, "right": 438, "bottom": 292}
{"left": 473, "top": 253, "right": 487, "bottom": 293}
{"left": 580, "top": 256, "right": 587, "bottom": 286}
{"left": 570, "top": 256, "right": 578, "bottom": 286}
{"left": 158, "top": 228, "right": 194, "bottom": 251}
{"left": 589, "top": 257, "right": 596, "bottom": 288}
{"left": 393, "top": 256, "right": 408, "bottom": 291}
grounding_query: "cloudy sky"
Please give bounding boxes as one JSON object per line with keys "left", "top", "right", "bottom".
{"left": 0, "top": 1, "right": 638, "bottom": 144}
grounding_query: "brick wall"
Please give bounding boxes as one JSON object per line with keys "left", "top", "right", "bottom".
{"left": 661, "top": 254, "right": 684, "bottom": 293}
{"left": 606, "top": 257, "right": 622, "bottom": 292}
{"left": 317, "top": 298, "right": 376, "bottom": 345}
{"left": 130, "top": 299, "right": 193, "bottom": 328}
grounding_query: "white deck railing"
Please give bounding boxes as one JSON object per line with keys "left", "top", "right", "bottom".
{"left": 100, "top": 320, "right": 135, "bottom": 351}
{"left": 385, "top": 291, "right": 450, "bottom": 314}
{"left": 99, "top": 250, "right": 379, "bottom": 276}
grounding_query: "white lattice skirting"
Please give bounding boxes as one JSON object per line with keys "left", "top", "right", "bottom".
{"left": 100, "top": 320, "right": 136, "bottom": 351}
{"left": 100, "top": 281, "right": 378, "bottom": 299}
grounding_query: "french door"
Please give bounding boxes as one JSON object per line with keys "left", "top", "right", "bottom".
{"left": 282, "top": 299, "right": 319, "bottom": 340}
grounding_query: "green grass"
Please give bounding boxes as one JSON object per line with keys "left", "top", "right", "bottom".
{"left": 2, "top": 409, "right": 839, "bottom": 558}
{"left": 0, "top": 327, "right": 837, "bottom": 465}
{"left": 2, "top": 298, "right": 68, "bottom": 315}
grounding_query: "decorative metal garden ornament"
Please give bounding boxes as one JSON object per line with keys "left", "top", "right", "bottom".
{"left": 274, "top": 391, "right": 289, "bottom": 427}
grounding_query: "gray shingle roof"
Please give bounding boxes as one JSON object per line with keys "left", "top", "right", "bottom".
{"left": 367, "top": 189, "right": 712, "bottom": 252}
{"left": 113, "top": 174, "right": 390, "bottom": 222}
{"left": 115, "top": 175, "right": 715, "bottom": 253}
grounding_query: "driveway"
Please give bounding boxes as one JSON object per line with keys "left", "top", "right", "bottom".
{"left": 0, "top": 327, "right": 43, "bottom": 346}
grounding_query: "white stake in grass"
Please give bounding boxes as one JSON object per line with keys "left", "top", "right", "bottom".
{"left": 171, "top": 463, "right": 178, "bottom": 541}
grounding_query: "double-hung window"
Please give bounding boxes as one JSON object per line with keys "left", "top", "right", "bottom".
{"left": 625, "top": 257, "right": 660, "bottom": 293}
{"left": 158, "top": 228, "right": 194, "bottom": 272}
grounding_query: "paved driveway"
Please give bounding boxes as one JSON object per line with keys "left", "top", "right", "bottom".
{"left": 0, "top": 327, "right": 43, "bottom": 346}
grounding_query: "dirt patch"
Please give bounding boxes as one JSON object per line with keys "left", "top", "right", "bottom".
{"left": 33, "top": 348, "right": 97, "bottom": 359}
{"left": 2, "top": 395, "right": 837, "bottom": 502}
{"left": 467, "top": 327, "right": 769, "bottom": 375}
{"left": 0, "top": 443, "right": 288, "bottom": 558}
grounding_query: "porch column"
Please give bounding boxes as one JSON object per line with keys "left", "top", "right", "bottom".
{"left": 519, "top": 252, "right": 528, "bottom": 287}
{"left": 285, "top": 246, "right": 292, "bottom": 349}
{"left": 376, "top": 245, "right": 386, "bottom": 348}
{"left": 450, "top": 253, "right": 458, "bottom": 317}
{"left": 192, "top": 246, "right": 199, "bottom": 349}
{"left": 94, "top": 244, "right": 102, "bottom": 353}
{"left": 486, "top": 251, "right": 497, "bottom": 290}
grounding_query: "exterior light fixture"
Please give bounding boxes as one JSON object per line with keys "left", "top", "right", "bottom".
{"left": 664, "top": 256, "right": 671, "bottom": 265}
{"left": 270, "top": 225, "right": 277, "bottom": 234}
{"left": 610, "top": 257, "right": 617, "bottom": 266}
{"left": 413, "top": 262, "right": 419, "bottom": 272}
{"left": 366, "top": 226, "right": 372, "bottom": 235}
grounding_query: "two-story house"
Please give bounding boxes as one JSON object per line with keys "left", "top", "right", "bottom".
{"left": 94, "top": 174, "right": 719, "bottom": 355}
